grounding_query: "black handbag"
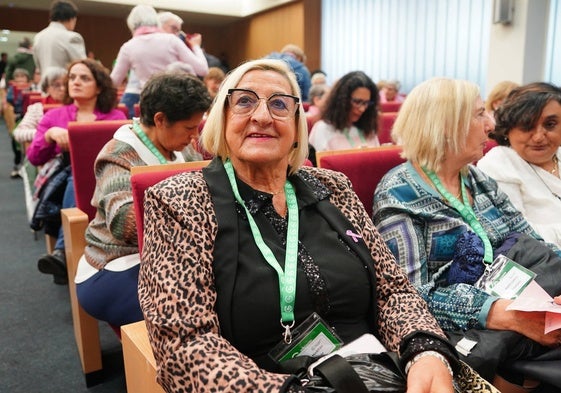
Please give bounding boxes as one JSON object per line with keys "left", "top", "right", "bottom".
{"left": 30, "top": 154, "right": 71, "bottom": 235}
{"left": 283, "top": 352, "right": 499, "bottom": 393}
{"left": 283, "top": 352, "right": 406, "bottom": 393}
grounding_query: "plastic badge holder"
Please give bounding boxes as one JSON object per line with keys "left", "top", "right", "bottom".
{"left": 269, "top": 312, "right": 343, "bottom": 364}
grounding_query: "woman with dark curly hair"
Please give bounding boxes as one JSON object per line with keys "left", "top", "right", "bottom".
{"left": 309, "top": 70, "right": 380, "bottom": 152}
{"left": 27, "top": 58, "right": 127, "bottom": 285}
{"left": 478, "top": 82, "right": 561, "bottom": 247}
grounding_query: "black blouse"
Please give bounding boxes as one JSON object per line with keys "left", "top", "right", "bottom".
{"left": 212, "top": 170, "right": 373, "bottom": 372}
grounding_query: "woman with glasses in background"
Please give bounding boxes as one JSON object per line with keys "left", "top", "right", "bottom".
{"left": 134, "top": 58, "right": 499, "bottom": 393}
{"left": 308, "top": 70, "right": 380, "bottom": 153}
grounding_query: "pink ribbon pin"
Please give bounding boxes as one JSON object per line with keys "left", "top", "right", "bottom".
{"left": 346, "top": 230, "right": 362, "bottom": 243}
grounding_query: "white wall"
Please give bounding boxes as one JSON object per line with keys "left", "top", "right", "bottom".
{"left": 486, "top": 0, "right": 549, "bottom": 90}
{"left": 0, "top": 30, "right": 36, "bottom": 59}
{"left": 546, "top": 0, "right": 561, "bottom": 84}
{"left": 321, "top": 0, "right": 559, "bottom": 97}
{"left": 321, "top": 0, "right": 492, "bottom": 95}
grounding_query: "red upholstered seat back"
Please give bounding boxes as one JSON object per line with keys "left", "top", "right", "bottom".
{"left": 68, "top": 120, "right": 131, "bottom": 220}
{"left": 131, "top": 162, "right": 210, "bottom": 253}
{"left": 117, "top": 104, "right": 130, "bottom": 119}
{"left": 318, "top": 146, "right": 405, "bottom": 217}
{"left": 28, "top": 94, "right": 43, "bottom": 106}
{"left": 377, "top": 112, "right": 398, "bottom": 145}
{"left": 379, "top": 101, "right": 402, "bottom": 112}
{"left": 131, "top": 159, "right": 312, "bottom": 253}
{"left": 22, "top": 91, "right": 42, "bottom": 114}
{"left": 42, "top": 103, "right": 63, "bottom": 112}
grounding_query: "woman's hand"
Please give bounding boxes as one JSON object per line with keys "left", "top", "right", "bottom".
{"left": 487, "top": 298, "right": 561, "bottom": 347}
{"left": 406, "top": 355, "right": 454, "bottom": 393}
{"left": 186, "top": 33, "right": 202, "bottom": 47}
{"left": 44, "top": 127, "right": 69, "bottom": 151}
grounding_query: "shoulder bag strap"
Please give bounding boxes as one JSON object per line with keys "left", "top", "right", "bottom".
{"left": 314, "top": 354, "right": 369, "bottom": 393}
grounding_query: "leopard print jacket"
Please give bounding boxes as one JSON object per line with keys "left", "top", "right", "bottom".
{"left": 138, "top": 165, "right": 446, "bottom": 392}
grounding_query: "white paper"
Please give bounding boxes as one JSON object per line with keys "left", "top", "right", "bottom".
{"left": 506, "top": 280, "right": 561, "bottom": 334}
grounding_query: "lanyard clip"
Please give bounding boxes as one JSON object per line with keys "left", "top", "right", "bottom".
{"left": 281, "top": 319, "right": 295, "bottom": 344}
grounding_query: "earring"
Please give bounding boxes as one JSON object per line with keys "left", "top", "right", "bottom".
{"left": 293, "top": 142, "right": 299, "bottom": 148}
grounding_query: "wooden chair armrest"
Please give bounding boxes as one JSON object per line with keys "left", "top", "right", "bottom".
{"left": 61, "top": 208, "right": 102, "bottom": 380}
{"left": 121, "top": 321, "right": 165, "bottom": 393}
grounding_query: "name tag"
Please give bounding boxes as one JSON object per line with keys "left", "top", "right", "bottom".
{"left": 474, "top": 254, "right": 536, "bottom": 299}
{"left": 269, "top": 312, "right": 343, "bottom": 364}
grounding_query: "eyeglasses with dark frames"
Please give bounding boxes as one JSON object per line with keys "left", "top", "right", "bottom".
{"left": 227, "top": 88, "right": 300, "bottom": 120}
{"left": 350, "top": 98, "right": 374, "bottom": 108}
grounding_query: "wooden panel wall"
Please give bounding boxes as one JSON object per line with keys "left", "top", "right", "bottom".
{"left": 205, "top": 1, "right": 320, "bottom": 72}
{"left": 0, "top": 0, "right": 321, "bottom": 74}
{"left": 0, "top": 7, "right": 130, "bottom": 68}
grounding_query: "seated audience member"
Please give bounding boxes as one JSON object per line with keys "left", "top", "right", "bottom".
{"left": 310, "top": 69, "right": 327, "bottom": 85}
{"left": 4, "top": 68, "right": 31, "bottom": 178}
{"left": 265, "top": 44, "right": 311, "bottom": 102}
{"left": 478, "top": 82, "right": 561, "bottom": 247}
{"left": 75, "top": 72, "right": 211, "bottom": 326}
{"left": 28, "top": 59, "right": 127, "bottom": 285}
{"left": 136, "top": 58, "right": 497, "bottom": 393}
{"left": 31, "top": 68, "right": 42, "bottom": 91}
{"left": 484, "top": 80, "right": 519, "bottom": 121}
{"left": 203, "top": 66, "right": 225, "bottom": 100}
{"left": 5, "top": 68, "right": 31, "bottom": 114}
{"left": 379, "top": 79, "right": 405, "bottom": 103}
{"left": 305, "top": 83, "right": 330, "bottom": 126}
{"left": 372, "top": 77, "right": 561, "bottom": 392}
{"left": 13, "top": 66, "right": 67, "bottom": 145}
{"left": 309, "top": 71, "right": 380, "bottom": 152}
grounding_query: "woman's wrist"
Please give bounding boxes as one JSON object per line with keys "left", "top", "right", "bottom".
{"left": 404, "top": 350, "right": 453, "bottom": 376}
{"left": 399, "top": 332, "right": 460, "bottom": 375}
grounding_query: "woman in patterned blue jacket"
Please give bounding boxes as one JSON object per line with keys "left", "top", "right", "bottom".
{"left": 373, "top": 77, "right": 561, "bottom": 392}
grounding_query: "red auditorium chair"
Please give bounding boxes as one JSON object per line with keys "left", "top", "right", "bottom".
{"left": 60, "top": 119, "right": 131, "bottom": 386}
{"left": 377, "top": 111, "right": 398, "bottom": 145}
{"left": 316, "top": 145, "right": 405, "bottom": 217}
{"left": 379, "top": 101, "right": 402, "bottom": 112}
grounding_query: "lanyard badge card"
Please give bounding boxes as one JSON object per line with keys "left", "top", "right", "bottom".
{"left": 268, "top": 312, "right": 343, "bottom": 364}
{"left": 474, "top": 254, "right": 536, "bottom": 299}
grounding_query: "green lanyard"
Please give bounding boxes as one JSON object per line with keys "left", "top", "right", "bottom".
{"left": 343, "top": 128, "right": 366, "bottom": 148}
{"left": 132, "top": 120, "right": 168, "bottom": 164}
{"left": 223, "top": 159, "right": 300, "bottom": 343}
{"left": 424, "top": 168, "right": 493, "bottom": 264}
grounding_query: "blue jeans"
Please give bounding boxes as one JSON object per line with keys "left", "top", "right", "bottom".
{"left": 119, "top": 93, "right": 140, "bottom": 119}
{"left": 76, "top": 264, "right": 143, "bottom": 326}
{"left": 54, "top": 175, "right": 75, "bottom": 250}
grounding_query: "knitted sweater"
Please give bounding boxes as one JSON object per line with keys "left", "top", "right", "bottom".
{"left": 84, "top": 124, "right": 186, "bottom": 270}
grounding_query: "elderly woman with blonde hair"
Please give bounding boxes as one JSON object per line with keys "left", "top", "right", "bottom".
{"left": 373, "top": 77, "right": 561, "bottom": 392}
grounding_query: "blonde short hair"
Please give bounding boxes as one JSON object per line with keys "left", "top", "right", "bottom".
{"left": 392, "top": 77, "right": 480, "bottom": 172}
{"left": 281, "top": 44, "right": 307, "bottom": 63}
{"left": 201, "top": 58, "right": 308, "bottom": 174}
{"left": 485, "top": 80, "right": 519, "bottom": 112}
